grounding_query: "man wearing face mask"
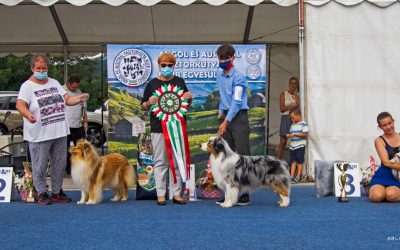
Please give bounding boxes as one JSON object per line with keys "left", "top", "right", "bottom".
{"left": 216, "top": 44, "right": 251, "bottom": 206}
{"left": 141, "top": 52, "right": 193, "bottom": 206}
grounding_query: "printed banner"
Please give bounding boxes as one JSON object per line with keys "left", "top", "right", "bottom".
{"left": 107, "top": 44, "right": 267, "bottom": 179}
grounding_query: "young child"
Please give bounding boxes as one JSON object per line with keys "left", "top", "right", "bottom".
{"left": 286, "top": 108, "right": 309, "bottom": 183}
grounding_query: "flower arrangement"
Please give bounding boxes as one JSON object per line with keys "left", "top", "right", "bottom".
{"left": 196, "top": 161, "right": 221, "bottom": 199}
{"left": 13, "top": 162, "right": 37, "bottom": 201}
{"left": 360, "top": 156, "right": 379, "bottom": 189}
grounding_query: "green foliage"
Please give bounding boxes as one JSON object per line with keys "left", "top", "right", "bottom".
{"left": 187, "top": 116, "right": 219, "bottom": 131}
{"left": 187, "top": 110, "right": 217, "bottom": 120}
{"left": 0, "top": 54, "right": 31, "bottom": 90}
{"left": 188, "top": 133, "right": 215, "bottom": 155}
{"left": 0, "top": 54, "right": 106, "bottom": 111}
{"left": 204, "top": 90, "right": 220, "bottom": 110}
{"left": 249, "top": 107, "right": 266, "bottom": 121}
{"left": 108, "top": 87, "right": 145, "bottom": 128}
{"left": 109, "top": 141, "right": 138, "bottom": 165}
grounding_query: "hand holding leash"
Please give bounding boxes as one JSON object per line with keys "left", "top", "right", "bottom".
{"left": 80, "top": 93, "right": 89, "bottom": 103}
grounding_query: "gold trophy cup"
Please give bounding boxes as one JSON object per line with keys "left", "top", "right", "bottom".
{"left": 337, "top": 162, "right": 349, "bottom": 202}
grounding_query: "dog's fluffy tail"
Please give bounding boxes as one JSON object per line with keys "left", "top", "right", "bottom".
{"left": 125, "top": 163, "right": 136, "bottom": 189}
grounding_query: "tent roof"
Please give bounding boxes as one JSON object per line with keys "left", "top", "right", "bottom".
{"left": 1, "top": 0, "right": 396, "bottom": 54}
{"left": 0, "top": 0, "right": 299, "bottom": 54}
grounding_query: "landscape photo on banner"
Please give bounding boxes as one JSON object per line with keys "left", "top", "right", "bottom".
{"left": 107, "top": 44, "right": 267, "bottom": 178}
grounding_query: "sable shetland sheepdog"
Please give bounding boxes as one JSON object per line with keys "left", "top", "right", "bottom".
{"left": 201, "top": 137, "right": 291, "bottom": 208}
{"left": 69, "top": 140, "right": 135, "bottom": 204}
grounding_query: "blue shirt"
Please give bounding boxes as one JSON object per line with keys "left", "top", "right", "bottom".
{"left": 216, "top": 67, "right": 249, "bottom": 122}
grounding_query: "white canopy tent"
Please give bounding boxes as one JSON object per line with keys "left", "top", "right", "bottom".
{"left": 0, "top": 0, "right": 300, "bottom": 152}
{"left": 1, "top": 0, "right": 399, "bottom": 177}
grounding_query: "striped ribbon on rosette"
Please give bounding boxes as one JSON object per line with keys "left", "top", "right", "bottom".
{"left": 150, "top": 84, "right": 191, "bottom": 183}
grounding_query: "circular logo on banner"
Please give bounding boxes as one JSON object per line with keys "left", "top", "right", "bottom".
{"left": 246, "top": 65, "right": 261, "bottom": 80}
{"left": 113, "top": 49, "right": 152, "bottom": 87}
{"left": 246, "top": 49, "right": 262, "bottom": 65}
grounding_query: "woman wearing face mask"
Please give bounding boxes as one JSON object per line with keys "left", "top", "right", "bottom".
{"left": 16, "top": 54, "right": 89, "bottom": 205}
{"left": 141, "top": 52, "right": 192, "bottom": 205}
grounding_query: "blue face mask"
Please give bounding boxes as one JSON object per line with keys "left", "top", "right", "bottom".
{"left": 160, "top": 66, "right": 174, "bottom": 78}
{"left": 34, "top": 71, "right": 48, "bottom": 80}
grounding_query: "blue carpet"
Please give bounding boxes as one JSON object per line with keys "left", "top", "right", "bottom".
{"left": 0, "top": 187, "right": 399, "bottom": 249}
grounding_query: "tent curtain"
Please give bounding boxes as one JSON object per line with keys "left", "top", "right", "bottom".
{"left": 1, "top": 0, "right": 399, "bottom": 7}
{"left": 305, "top": 1, "right": 400, "bottom": 175}
{"left": 0, "top": 0, "right": 297, "bottom": 7}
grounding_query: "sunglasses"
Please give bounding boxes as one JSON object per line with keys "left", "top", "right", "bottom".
{"left": 160, "top": 63, "right": 174, "bottom": 68}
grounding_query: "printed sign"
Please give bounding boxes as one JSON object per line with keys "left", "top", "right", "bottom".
{"left": 0, "top": 167, "right": 13, "bottom": 202}
{"left": 107, "top": 44, "right": 267, "bottom": 182}
{"left": 334, "top": 162, "right": 361, "bottom": 197}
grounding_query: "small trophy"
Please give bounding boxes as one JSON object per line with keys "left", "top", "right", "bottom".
{"left": 337, "top": 162, "right": 349, "bottom": 202}
{"left": 23, "top": 161, "right": 35, "bottom": 203}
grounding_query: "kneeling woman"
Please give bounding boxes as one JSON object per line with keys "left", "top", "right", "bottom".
{"left": 369, "top": 112, "right": 400, "bottom": 202}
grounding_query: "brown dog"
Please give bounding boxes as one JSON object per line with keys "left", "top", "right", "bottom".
{"left": 69, "top": 140, "right": 135, "bottom": 204}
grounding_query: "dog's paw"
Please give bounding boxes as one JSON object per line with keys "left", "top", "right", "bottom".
{"left": 279, "top": 202, "right": 289, "bottom": 208}
{"left": 277, "top": 200, "right": 282, "bottom": 205}
{"left": 220, "top": 201, "right": 234, "bottom": 208}
{"left": 121, "top": 198, "right": 128, "bottom": 202}
{"left": 77, "top": 200, "right": 85, "bottom": 205}
{"left": 85, "top": 200, "right": 96, "bottom": 205}
{"left": 110, "top": 197, "right": 120, "bottom": 202}
{"left": 279, "top": 198, "right": 290, "bottom": 208}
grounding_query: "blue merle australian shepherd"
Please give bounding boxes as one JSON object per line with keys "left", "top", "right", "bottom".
{"left": 201, "top": 137, "right": 291, "bottom": 208}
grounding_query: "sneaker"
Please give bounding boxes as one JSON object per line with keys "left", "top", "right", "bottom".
{"left": 299, "top": 176, "right": 308, "bottom": 183}
{"left": 51, "top": 189, "right": 71, "bottom": 202}
{"left": 291, "top": 177, "right": 300, "bottom": 184}
{"left": 237, "top": 193, "right": 250, "bottom": 206}
{"left": 37, "top": 192, "right": 52, "bottom": 205}
{"left": 215, "top": 198, "right": 225, "bottom": 205}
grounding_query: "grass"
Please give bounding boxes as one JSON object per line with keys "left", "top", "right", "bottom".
{"left": 187, "top": 116, "right": 219, "bottom": 131}
{"left": 187, "top": 110, "right": 218, "bottom": 120}
{"left": 109, "top": 141, "right": 138, "bottom": 165}
{"left": 188, "top": 133, "right": 216, "bottom": 155}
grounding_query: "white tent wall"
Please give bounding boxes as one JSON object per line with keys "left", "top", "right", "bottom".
{"left": 305, "top": 1, "right": 400, "bottom": 177}
{"left": 268, "top": 44, "right": 299, "bottom": 147}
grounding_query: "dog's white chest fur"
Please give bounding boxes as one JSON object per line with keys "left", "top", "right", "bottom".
{"left": 210, "top": 154, "right": 239, "bottom": 189}
{"left": 71, "top": 160, "right": 91, "bottom": 191}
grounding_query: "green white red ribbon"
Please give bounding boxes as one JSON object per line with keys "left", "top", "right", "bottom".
{"left": 150, "top": 84, "right": 190, "bottom": 183}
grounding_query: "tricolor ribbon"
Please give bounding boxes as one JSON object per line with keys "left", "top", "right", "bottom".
{"left": 150, "top": 84, "right": 191, "bottom": 183}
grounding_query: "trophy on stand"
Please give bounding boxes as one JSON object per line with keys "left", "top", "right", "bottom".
{"left": 23, "top": 161, "right": 35, "bottom": 203}
{"left": 337, "top": 162, "right": 349, "bottom": 202}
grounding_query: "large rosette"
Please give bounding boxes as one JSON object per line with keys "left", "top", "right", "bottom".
{"left": 150, "top": 84, "right": 191, "bottom": 183}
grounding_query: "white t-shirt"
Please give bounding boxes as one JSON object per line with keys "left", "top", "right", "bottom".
{"left": 64, "top": 86, "right": 84, "bottom": 128}
{"left": 18, "top": 78, "right": 69, "bottom": 142}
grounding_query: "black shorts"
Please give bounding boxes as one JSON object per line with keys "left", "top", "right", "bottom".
{"left": 290, "top": 147, "right": 305, "bottom": 164}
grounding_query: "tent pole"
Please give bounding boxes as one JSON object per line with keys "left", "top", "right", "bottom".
{"left": 266, "top": 44, "right": 271, "bottom": 155}
{"left": 63, "top": 45, "right": 68, "bottom": 84}
{"left": 299, "top": 0, "right": 309, "bottom": 178}
{"left": 101, "top": 43, "right": 105, "bottom": 156}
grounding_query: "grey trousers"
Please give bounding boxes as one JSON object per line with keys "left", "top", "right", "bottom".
{"left": 151, "top": 133, "right": 182, "bottom": 197}
{"left": 221, "top": 110, "right": 251, "bottom": 155}
{"left": 28, "top": 136, "right": 67, "bottom": 194}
